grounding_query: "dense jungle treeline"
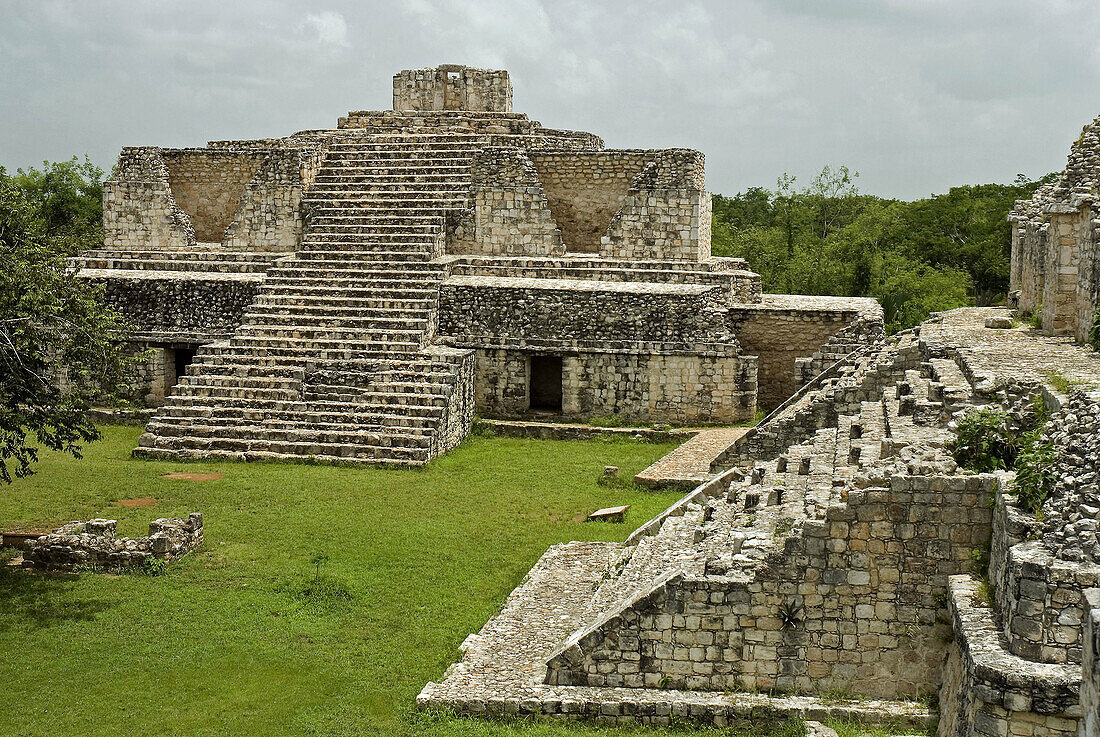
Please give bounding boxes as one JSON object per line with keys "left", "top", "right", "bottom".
{"left": 711, "top": 166, "right": 1058, "bottom": 332}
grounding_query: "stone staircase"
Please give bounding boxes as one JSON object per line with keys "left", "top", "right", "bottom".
{"left": 134, "top": 134, "right": 489, "bottom": 466}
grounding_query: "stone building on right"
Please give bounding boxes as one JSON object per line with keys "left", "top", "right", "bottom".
{"left": 1010, "top": 114, "right": 1100, "bottom": 341}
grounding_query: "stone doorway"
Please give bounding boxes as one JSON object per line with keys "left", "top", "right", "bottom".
{"left": 172, "top": 346, "right": 197, "bottom": 384}
{"left": 529, "top": 355, "right": 563, "bottom": 412}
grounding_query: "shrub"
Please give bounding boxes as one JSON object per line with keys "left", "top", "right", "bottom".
{"left": 949, "top": 408, "right": 1017, "bottom": 471}
{"left": 1013, "top": 432, "right": 1058, "bottom": 513}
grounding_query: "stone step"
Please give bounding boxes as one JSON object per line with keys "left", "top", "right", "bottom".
{"left": 161, "top": 392, "right": 450, "bottom": 413}
{"left": 151, "top": 405, "right": 446, "bottom": 429}
{"left": 223, "top": 336, "right": 425, "bottom": 355}
{"left": 136, "top": 434, "right": 432, "bottom": 463}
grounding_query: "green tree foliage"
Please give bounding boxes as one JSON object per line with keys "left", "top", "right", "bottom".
{"left": 0, "top": 160, "right": 137, "bottom": 483}
{"left": 7, "top": 157, "right": 105, "bottom": 255}
{"left": 712, "top": 168, "right": 1054, "bottom": 331}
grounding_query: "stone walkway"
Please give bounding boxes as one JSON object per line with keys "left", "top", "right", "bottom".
{"left": 921, "top": 307, "right": 1100, "bottom": 392}
{"left": 418, "top": 541, "right": 935, "bottom": 728}
{"left": 633, "top": 427, "right": 751, "bottom": 490}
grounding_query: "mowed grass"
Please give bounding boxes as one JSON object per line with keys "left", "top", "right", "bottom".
{"left": 0, "top": 425, "right": 799, "bottom": 737}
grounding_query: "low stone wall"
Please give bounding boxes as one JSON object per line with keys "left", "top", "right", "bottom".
{"left": 547, "top": 474, "right": 996, "bottom": 700}
{"left": 938, "top": 576, "right": 1080, "bottom": 737}
{"left": 22, "top": 514, "right": 204, "bottom": 571}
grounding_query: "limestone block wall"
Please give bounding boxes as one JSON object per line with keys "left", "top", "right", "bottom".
{"left": 438, "top": 279, "right": 732, "bottom": 346}
{"left": 547, "top": 475, "right": 997, "bottom": 700}
{"left": 1040, "top": 206, "right": 1092, "bottom": 337}
{"left": 103, "top": 147, "right": 194, "bottom": 249}
{"left": 994, "top": 539, "right": 1100, "bottom": 665}
{"left": 451, "top": 147, "right": 564, "bottom": 256}
{"left": 393, "top": 66, "right": 512, "bottom": 113}
{"left": 938, "top": 576, "right": 1080, "bottom": 737}
{"left": 88, "top": 275, "right": 262, "bottom": 344}
{"left": 600, "top": 150, "right": 710, "bottom": 262}
{"left": 163, "top": 151, "right": 261, "bottom": 242}
{"left": 528, "top": 151, "right": 652, "bottom": 252}
{"left": 1010, "top": 219, "right": 1049, "bottom": 313}
{"left": 472, "top": 347, "right": 756, "bottom": 424}
{"left": 222, "top": 149, "right": 311, "bottom": 252}
{"left": 1083, "top": 589, "right": 1100, "bottom": 736}
{"left": 105, "top": 145, "right": 312, "bottom": 252}
{"left": 728, "top": 302, "right": 876, "bottom": 410}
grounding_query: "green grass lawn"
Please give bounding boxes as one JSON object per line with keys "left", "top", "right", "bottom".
{"left": 0, "top": 426, "right": 807, "bottom": 737}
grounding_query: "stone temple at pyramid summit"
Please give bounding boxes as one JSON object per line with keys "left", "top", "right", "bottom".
{"left": 74, "top": 65, "right": 880, "bottom": 466}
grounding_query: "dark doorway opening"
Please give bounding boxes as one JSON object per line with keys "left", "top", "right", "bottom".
{"left": 529, "top": 355, "right": 563, "bottom": 412}
{"left": 173, "top": 347, "right": 197, "bottom": 384}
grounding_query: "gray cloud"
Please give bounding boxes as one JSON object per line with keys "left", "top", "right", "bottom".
{"left": 1, "top": 0, "right": 1098, "bottom": 198}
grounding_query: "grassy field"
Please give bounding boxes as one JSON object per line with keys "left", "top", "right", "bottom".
{"left": 0, "top": 426, "right": 809, "bottom": 737}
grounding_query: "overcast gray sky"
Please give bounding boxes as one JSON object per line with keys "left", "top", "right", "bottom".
{"left": 2, "top": 0, "right": 1098, "bottom": 199}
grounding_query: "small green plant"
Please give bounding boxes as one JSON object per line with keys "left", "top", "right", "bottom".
{"left": 1013, "top": 434, "right": 1058, "bottom": 514}
{"left": 1047, "top": 370, "right": 1072, "bottom": 395}
{"left": 975, "top": 579, "right": 994, "bottom": 607}
{"left": 310, "top": 551, "right": 329, "bottom": 581}
{"left": 140, "top": 557, "right": 168, "bottom": 576}
{"left": 778, "top": 599, "right": 803, "bottom": 629}
{"left": 949, "top": 408, "right": 1016, "bottom": 471}
{"left": 657, "top": 675, "right": 672, "bottom": 689}
{"left": 1020, "top": 304, "right": 1043, "bottom": 329}
{"left": 773, "top": 515, "right": 795, "bottom": 538}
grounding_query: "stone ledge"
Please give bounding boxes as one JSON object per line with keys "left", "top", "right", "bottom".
{"left": 947, "top": 575, "right": 1080, "bottom": 715}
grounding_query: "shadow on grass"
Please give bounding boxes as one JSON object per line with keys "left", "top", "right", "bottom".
{"left": 0, "top": 566, "right": 113, "bottom": 631}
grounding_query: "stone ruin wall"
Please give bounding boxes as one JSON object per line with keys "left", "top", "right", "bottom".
{"left": 449, "top": 146, "right": 565, "bottom": 257}
{"left": 1083, "top": 589, "right": 1100, "bottom": 736}
{"left": 20, "top": 514, "right": 204, "bottom": 571}
{"left": 546, "top": 474, "right": 996, "bottom": 700}
{"left": 1010, "top": 116, "right": 1100, "bottom": 343}
{"left": 452, "top": 147, "right": 711, "bottom": 261}
{"left": 103, "top": 147, "right": 194, "bottom": 250}
{"left": 729, "top": 303, "right": 880, "bottom": 410}
{"left": 393, "top": 66, "right": 512, "bottom": 113}
{"left": 528, "top": 151, "right": 653, "bottom": 252}
{"left": 440, "top": 280, "right": 757, "bottom": 424}
{"left": 104, "top": 145, "right": 317, "bottom": 253}
{"left": 163, "top": 151, "right": 261, "bottom": 242}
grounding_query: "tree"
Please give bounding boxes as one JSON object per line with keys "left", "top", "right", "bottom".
{"left": 709, "top": 167, "right": 1055, "bottom": 331}
{"left": 0, "top": 165, "right": 137, "bottom": 483}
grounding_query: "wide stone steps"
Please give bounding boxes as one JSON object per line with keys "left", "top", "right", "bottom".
{"left": 151, "top": 401, "right": 447, "bottom": 426}
{"left": 252, "top": 297, "right": 436, "bottom": 313}
{"left": 143, "top": 422, "right": 436, "bottom": 451}
{"left": 137, "top": 136, "right": 482, "bottom": 466}
{"left": 576, "top": 506, "right": 707, "bottom": 634}
{"left": 136, "top": 435, "right": 434, "bottom": 464}
{"left": 162, "top": 390, "right": 449, "bottom": 412}
{"left": 72, "top": 253, "right": 276, "bottom": 273}
{"left": 290, "top": 250, "right": 438, "bottom": 263}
